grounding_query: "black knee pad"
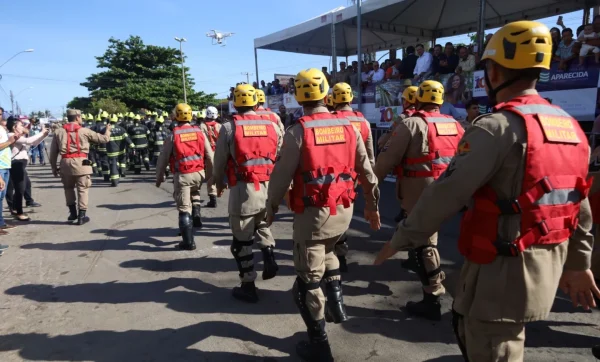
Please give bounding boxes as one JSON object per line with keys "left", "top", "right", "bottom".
{"left": 230, "top": 237, "right": 254, "bottom": 278}
{"left": 178, "top": 212, "right": 191, "bottom": 228}
{"left": 414, "top": 245, "right": 442, "bottom": 286}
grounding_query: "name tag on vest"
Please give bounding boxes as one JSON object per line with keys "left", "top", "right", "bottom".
{"left": 179, "top": 132, "right": 198, "bottom": 142}
{"left": 314, "top": 126, "right": 346, "bottom": 145}
{"left": 243, "top": 125, "right": 268, "bottom": 137}
{"left": 434, "top": 122, "right": 458, "bottom": 136}
{"left": 537, "top": 114, "right": 580, "bottom": 144}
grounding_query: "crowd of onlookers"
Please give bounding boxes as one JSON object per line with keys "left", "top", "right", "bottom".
{"left": 551, "top": 15, "right": 600, "bottom": 70}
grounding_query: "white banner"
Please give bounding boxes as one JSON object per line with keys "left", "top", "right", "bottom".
{"left": 472, "top": 70, "right": 486, "bottom": 98}
{"left": 538, "top": 88, "right": 598, "bottom": 121}
{"left": 282, "top": 93, "right": 301, "bottom": 109}
{"left": 376, "top": 106, "right": 404, "bottom": 128}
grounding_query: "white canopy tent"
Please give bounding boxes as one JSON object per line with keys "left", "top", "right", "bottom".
{"left": 253, "top": 0, "right": 600, "bottom": 85}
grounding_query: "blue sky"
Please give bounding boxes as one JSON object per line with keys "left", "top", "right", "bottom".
{"left": 0, "top": 0, "right": 585, "bottom": 116}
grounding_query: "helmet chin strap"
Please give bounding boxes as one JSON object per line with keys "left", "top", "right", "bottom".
{"left": 484, "top": 66, "right": 520, "bottom": 107}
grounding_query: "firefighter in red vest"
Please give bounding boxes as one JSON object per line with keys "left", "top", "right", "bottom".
{"left": 588, "top": 147, "right": 600, "bottom": 304}
{"left": 200, "top": 106, "right": 221, "bottom": 208}
{"left": 155, "top": 103, "right": 214, "bottom": 251}
{"left": 374, "top": 21, "right": 600, "bottom": 361}
{"left": 255, "top": 89, "right": 285, "bottom": 134}
{"left": 266, "top": 68, "right": 381, "bottom": 361}
{"left": 50, "top": 109, "right": 111, "bottom": 225}
{"left": 373, "top": 79, "right": 464, "bottom": 320}
{"left": 213, "top": 84, "right": 283, "bottom": 303}
{"left": 330, "top": 82, "right": 375, "bottom": 272}
{"left": 377, "top": 85, "right": 418, "bottom": 149}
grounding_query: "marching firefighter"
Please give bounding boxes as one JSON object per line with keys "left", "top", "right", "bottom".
{"left": 156, "top": 103, "right": 214, "bottom": 250}
{"left": 200, "top": 106, "right": 221, "bottom": 208}
{"left": 374, "top": 21, "right": 600, "bottom": 361}
{"left": 266, "top": 68, "right": 380, "bottom": 361}
{"left": 326, "top": 89, "right": 335, "bottom": 112}
{"left": 50, "top": 109, "right": 111, "bottom": 225}
{"left": 213, "top": 83, "right": 283, "bottom": 303}
{"left": 330, "top": 82, "right": 375, "bottom": 272}
{"left": 150, "top": 115, "right": 168, "bottom": 166}
{"left": 94, "top": 112, "right": 110, "bottom": 180}
{"left": 104, "top": 114, "right": 134, "bottom": 187}
{"left": 255, "top": 89, "right": 284, "bottom": 133}
{"left": 372, "top": 80, "right": 464, "bottom": 321}
{"left": 82, "top": 114, "right": 98, "bottom": 174}
{"left": 129, "top": 114, "right": 151, "bottom": 173}
{"left": 162, "top": 110, "right": 173, "bottom": 131}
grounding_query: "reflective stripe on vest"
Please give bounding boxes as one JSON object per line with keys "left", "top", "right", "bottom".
{"left": 131, "top": 134, "right": 146, "bottom": 139}
{"left": 425, "top": 117, "right": 457, "bottom": 123}
{"left": 512, "top": 104, "right": 571, "bottom": 117}
{"left": 535, "top": 188, "right": 581, "bottom": 205}
{"left": 302, "top": 118, "right": 351, "bottom": 128}
{"left": 174, "top": 128, "right": 198, "bottom": 135}
{"left": 241, "top": 158, "right": 274, "bottom": 167}
{"left": 174, "top": 154, "right": 203, "bottom": 171}
{"left": 234, "top": 119, "right": 273, "bottom": 126}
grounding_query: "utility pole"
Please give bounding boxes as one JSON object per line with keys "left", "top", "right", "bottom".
{"left": 174, "top": 37, "right": 188, "bottom": 103}
{"left": 241, "top": 72, "right": 253, "bottom": 84}
{"left": 10, "top": 90, "right": 14, "bottom": 115}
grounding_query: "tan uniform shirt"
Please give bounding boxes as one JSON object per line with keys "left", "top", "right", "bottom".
{"left": 256, "top": 106, "right": 285, "bottom": 134}
{"left": 377, "top": 110, "right": 413, "bottom": 149}
{"left": 374, "top": 110, "right": 454, "bottom": 211}
{"left": 50, "top": 125, "right": 110, "bottom": 176}
{"left": 155, "top": 124, "right": 214, "bottom": 182}
{"left": 213, "top": 110, "right": 283, "bottom": 216}
{"left": 391, "top": 91, "right": 594, "bottom": 323}
{"left": 338, "top": 105, "right": 375, "bottom": 168}
{"left": 267, "top": 105, "right": 380, "bottom": 241}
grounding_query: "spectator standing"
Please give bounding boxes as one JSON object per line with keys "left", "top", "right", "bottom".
{"left": 6, "top": 117, "right": 49, "bottom": 221}
{"left": 333, "top": 61, "right": 351, "bottom": 85}
{"left": 578, "top": 24, "right": 600, "bottom": 65}
{"left": 550, "top": 27, "right": 562, "bottom": 59}
{"left": 436, "top": 42, "right": 459, "bottom": 75}
{"left": 29, "top": 118, "right": 45, "bottom": 165}
{"left": 456, "top": 46, "right": 476, "bottom": 73}
{"left": 367, "top": 61, "right": 385, "bottom": 83}
{"left": 0, "top": 108, "right": 20, "bottom": 239}
{"left": 286, "top": 78, "right": 295, "bottom": 94}
{"left": 260, "top": 80, "right": 268, "bottom": 94}
{"left": 349, "top": 60, "right": 360, "bottom": 88}
{"left": 431, "top": 44, "right": 443, "bottom": 75}
{"left": 278, "top": 105, "right": 294, "bottom": 129}
{"left": 401, "top": 46, "right": 418, "bottom": 79}
{"left": 321, "top": 66, "right": 332, "bottom": 84}
{"left": 413, "top": 44, "right": 433, "bottom": 81}
{"left": 554, "top": 28, "right": 577, "bottom": 70}
{"left": 386, "top": 59, "right": 402, "bottom": 80}
{"left": 269, "top": 79, "right": 283, "bottom": 95}
{"left": 361, "top": 62, "right": 370, "bottom": 84}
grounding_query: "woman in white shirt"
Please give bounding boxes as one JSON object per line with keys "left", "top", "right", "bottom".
{"left": 6, "top": 117, "right": 48, "bottom": 221}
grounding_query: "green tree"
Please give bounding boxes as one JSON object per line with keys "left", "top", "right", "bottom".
{"left": 71, "top": 36, "right": 216, "bottom": 112}
{"left": 67, "top": 97, "right": 93, "bottom": 113}
{"left": 92, "top": 97, "right": 128, "bottom": 115}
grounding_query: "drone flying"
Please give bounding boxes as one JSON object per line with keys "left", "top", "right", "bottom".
{"left": 206, "top": 30, "right": 234, "bottom": 46}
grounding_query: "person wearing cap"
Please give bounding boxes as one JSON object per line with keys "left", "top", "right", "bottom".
{"left": 265, "top": 68, "right": 380, "bottom": 361}
{"left": 128, "top": 114, "right": 151, "bottom": 173}
{"left": 213, "top": 84, "right": 283, "bottom": 303}
{"left": 374, "top": 21, "right": 600, "bottom": 360}
{"left": 103, "top": 114, "right": 134, "bottom": 187}
{"left": 50, "top": 109, "right": 111, "bottom": 225}
{"left": 156, "top": 103, "right": 214, "bottom": 250}
{"left": 255, "top": 89, "right": 285, "bottom": 134}
{"left": 373, "top": 79, "right": 464, "bottom": 321}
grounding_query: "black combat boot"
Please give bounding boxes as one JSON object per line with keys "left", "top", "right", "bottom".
{"left": 296, "top": 319, "right": 334, "bottom": 362}
{"left": 192, "top": 205, "right": 203, "bottom": 229}
{"left": 401, "top": 248, "right": 419, "bottom": 273}
{"left": 207, "top": 195, "right": 217, "bottom": 208}
{"left": 111, "top": 179, "right": 118, "bottom": 187}
{"left": 178, "top": 212, "right": 196, "bottom": 250}
{"left": 593, "top": 344, "right": 600, "bottom": 359}
{"left": 232, "top": 282, "right": 259, "bottom": 303}
{"left": 394, "top": 208, "right": 407, "bottom": 223}
{"left": 67, "top": 205, "right": 78, "bottom": 221}
{"left": 324, "top": 277, "right": 348, "bottom": 324}
{"left": 337, "top": 255, "right": 348, "bottom": 273}
{"left": 76, "top": 210, "right": 89, "bottom": 225}
{"left": 103, "top": 174, "right": 110, "bottom": 182}
{"left": 261, "top": 246, "right": 279, "bottom": 280}
{"left": 406, "top": 291, "right": 442, "bottom": 321}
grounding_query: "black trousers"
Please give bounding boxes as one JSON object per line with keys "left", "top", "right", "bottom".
{"left": 8, "top": 159, "right": 27, "bottom": 214}
{"left": 6, "top": 172, "right": 34, "bottom": 210}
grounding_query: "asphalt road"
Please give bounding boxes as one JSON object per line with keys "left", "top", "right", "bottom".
{"left": 0, "top": 148, "right": 599, "bottom": 361}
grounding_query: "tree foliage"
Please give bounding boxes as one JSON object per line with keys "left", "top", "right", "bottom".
{"left": 67, "top": 97, "right": 93, "bottom": 113}
{"left": 69, "top": 36, "right": 216, "bottom": 112}
{"left": 92, "top": 97, "right": 128, "bottom": 115}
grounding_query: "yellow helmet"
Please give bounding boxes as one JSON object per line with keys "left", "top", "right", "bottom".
{"left": 101, "top": 111, "right": 109, "bottom": 118}
{"left": 326, "top": 89, "right": 334, "bottom": 107}
{"left": 156, "top": 116, "right": 164, "bottom": 123}
{"left": 134, "top": 114, "right": 141, "bottom": 120}
{"left": 256, "top": 89, "right": 266, "bottom": 103}
{"left": 95, "top": 114, "right": 102, "bottom": 121}
{"left": 482, "top": 20, "right": 552, "bottom": 70}
{"left": 233, "top": 84, "right": 258, "bottom": 107}
{"left": 402, "top": 86, "right": 418, "bottom": 104}
{"left": 175, "top": 103, "right": 193, "bottom": 122}
{"left": 332, "top": 82, "right": 353, "bottom": 104}
{"left": 197, "top": 109, "right": 207, "bottom": 118}
{"left": 294, "top": 68, "right": 329, "bottom": 103}
{"left": 117, "top": 113, "right": 124, "bottom": 118}
{"left": 110, "top": 114, "right": 118, "bottom": 123}
{"left": 87, "top": 113, "right": 94, "bottom": 120}
{"left": 127, "top": 112, "right": 135, "bottom": 118}
{"left": 417, "top": 80, "right": 444, "bottom": 105}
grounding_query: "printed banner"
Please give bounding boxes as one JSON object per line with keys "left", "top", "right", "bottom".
{"left": 283, "top": 93, "right": 301, "bottom": 109}
{"left": 537, "top": 63, "right": 600, "bottom": 91}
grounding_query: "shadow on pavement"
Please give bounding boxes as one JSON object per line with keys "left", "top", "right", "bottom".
{"left": 97, "top": 201, "right": 175, "bottom": 211}
{"left": 0, "top": 320, "right": 300, "bottom": 361}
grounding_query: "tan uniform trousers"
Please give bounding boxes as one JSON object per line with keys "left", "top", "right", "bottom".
{"left": 206, "top": 176, "right": 216, "bottom": 196}
{"left": 173, "top": 171, "right": 203, "bottom": 214}
{"left": 456, "top": 316, "right": 525, "bottom": 362}
{"left": 294, "top": 235, "right": 343, "bottom": 321}
{"left": 592, "top": 227, "right": 600, "bottom": 279}
{"left": 61, "top": 174, "right": 91, "bottom": 211}
{"left": 229, "top": 210, "right": 276, "bottom": 283}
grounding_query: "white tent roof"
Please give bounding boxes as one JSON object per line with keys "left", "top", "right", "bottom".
{"left": 254, "top": 0, "right": 599, "bottom": 57}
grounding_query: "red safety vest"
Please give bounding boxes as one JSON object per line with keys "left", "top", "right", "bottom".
{"left": 256, "top": 107, "right": 280, "bottom": 126}
{"left": 169, "top": 125, "right": 205, "bottom": 174}
{"left": 289, "top": 112, "right": 357, "bottom": 215}
{"left": 336, "top": 110, "right": 370, "bottom": 143}
{"left": 204, "top": 121, "right": 219, "bottom": 151}
{"left": 226, "top": 113, "right": 278, "bottom": 190}
{"left": 458, "top": 95, "right": 591, "bottom": 264}
{"left": 394, "top": 111, "right": 463, "bottom": 179}
{"left": 62, "top": 123, "right": 87, "bottom": 158}
{"left": 403, "top": 108, "right": 416, "bottom": 118}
